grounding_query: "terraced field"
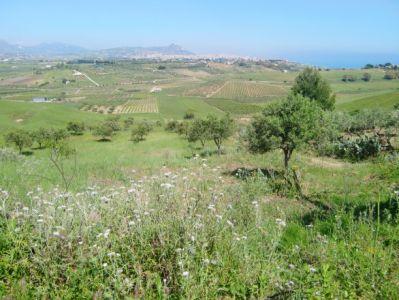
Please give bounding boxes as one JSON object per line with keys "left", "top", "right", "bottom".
{"left": 210, "top": 81, "right": 288, "bottom": 102}
{"left": 81, "top": 96, "right": 159, "bottom": 114}
{"left": 114, "top": 97, "right": 159, "bottom": 113}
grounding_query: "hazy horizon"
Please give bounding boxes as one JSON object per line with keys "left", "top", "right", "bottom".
{"left": 1, "top": 0, "right": 398, "bottom": 68}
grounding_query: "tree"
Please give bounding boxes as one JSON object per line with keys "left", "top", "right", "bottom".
{"left": 123, "top": 117, "right": 134, "bottom": 130}
{"left": 93, "top": 123, "right": 115, "bottom": 141}
{"left": 48, "top": 129, "right": 69, "bottom": 143}
{"left": 5, "top": 129, "right": 33, "bottom": 153}
{"left": 187, "top": 119, "right": 210, "bottom": 147}
{"left": 183, "top": 111, "right": 195, "bottom": 120}
{"left": 105, "top": 116, "right": 122, "bottom": 132}
{"left": 362, "top": 73, "right": 371, "bottom": 82}
{"left": 33, "top": 128, "right": 51, "bottom": 149}
{"left": 291, "top": 67, "right": 335, "bottom": 110}
{"left": 342, "top": 74, "right": 356, "bottom": 82}
{"left": 131, "top": 122, "right": 152, "bottom": 142}
{"left": 384, "top": 71, "right": 397, "bottom": 80}
{"left": 206, "top": 114, "right": 234, "bottom": 155}
{"left": 247, "top": 94, "right": 321, "bottom": 170}
{"left": 67, "top": 121, "right": 85, "bottom": 135}
{"left": 364, "top": 64, "right": 374, "bottom": 69}
{"left": 47, "top": 139, "right": 77, "bottom": 192}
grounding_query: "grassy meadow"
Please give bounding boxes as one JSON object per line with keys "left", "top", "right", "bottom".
{"left": 0, "top": 60, "right": 399, "bottom": 298}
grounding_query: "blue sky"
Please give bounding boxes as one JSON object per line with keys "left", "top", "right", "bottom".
{"left": 1, "top": 0, "right": 398, "bottom": 67}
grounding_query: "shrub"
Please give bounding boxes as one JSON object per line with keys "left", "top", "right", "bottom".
{"left": 131, "top": 122, "right": 152, "bottom": 142}
{"left": 342, "top": 75, "right": 356, "bottom": 82}
{"left": 66, "top": 121, "right": 85, "bottom": 135}
{"left": 333, "top": 135, "right": 381, "bottom": 161}
{"left": 362, "top": 73, "right": 371, "bottom": 82}
{"left": 123, "top": 117, "right": 134, "bottom": 130}
{"left": 384, "top": 71, "right": 397, "bottom": 80}
{"left": 183, "top": 111, "right": 195, "bottom": 120}
{"left": 93, "top": 123, "right": 115, "bottom": 141}
{"left": 0, "top": 148, "right": 23, "bottom": 162}
{"left": 165, "top": 120, "right": 179, "bottom": 132}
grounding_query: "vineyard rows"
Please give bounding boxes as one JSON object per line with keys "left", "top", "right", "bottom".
{"left": 211, "top": 81, "right": 288, "bottom": 100}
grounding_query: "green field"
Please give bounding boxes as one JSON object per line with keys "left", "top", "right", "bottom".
{"left": 1, "top": 60, "right": 399, "bottom": 298}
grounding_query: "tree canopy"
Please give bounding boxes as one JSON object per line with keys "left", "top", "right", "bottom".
{"left": 291, "top": 67, "right": 335, "bottom": 110}
{"left": 247, "top": 93, "right": 322, "bottom": 169}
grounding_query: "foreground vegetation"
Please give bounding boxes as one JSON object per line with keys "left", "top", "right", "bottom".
{"left": 1, "top": 62, "right": 399, "bottom": 298}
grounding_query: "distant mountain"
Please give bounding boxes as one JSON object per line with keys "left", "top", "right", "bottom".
{"left": 0, "top": 40, "right": 194, "bottom": 59}
{"left": 97, "top": 43, "right": 193, "bottom": 58}
{"left": 25, "top": 42, "right": 88, "bottom": 56}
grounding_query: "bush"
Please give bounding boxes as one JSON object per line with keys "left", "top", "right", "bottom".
{"left": 93, "top": 123, "right": 115, "bottom": 141}
{"left": 384, "top": 71, "right": 397, "bottom": 80}
{"left": 362, "top": 73, "right": 371, "bottom": 82}
{"left": 183, "top": 111, "right": 195, "bottom": 120}
{"left": 333, "top": 135, "right": 381, "bottom": 161}
{"left": 342, "top": 75, "right": 356, "bottom": 82}
{"left": 165, "top": 120, "right": 179, "bottom": 132}
{"left": 131, "top": 122, "right": 153, "bottom": 142}
{"left": 0, "top": 148, "right": 23, "bottom": 162}
{"left": 67, "top": 121, "right": 85, "bottom": 135}
{"left": 123, "top": 117, "right": 134, "bottom": 130}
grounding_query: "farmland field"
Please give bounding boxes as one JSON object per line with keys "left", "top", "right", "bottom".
{"left": 1, "top": 59, "right": 399, "bottom": 299}
{"left": 210, "top": 80, "right": 289, "bottom": 102}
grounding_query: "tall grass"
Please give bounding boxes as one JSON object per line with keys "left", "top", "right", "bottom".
{"left": 1, "top": 154, "right": 398, "bottom": 298}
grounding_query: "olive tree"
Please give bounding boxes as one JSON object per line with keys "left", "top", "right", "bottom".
{"left": 206, "top": 114, "right": 234, "bottom": 155}
{"left": 187, "top": 119, "right": 210, "bottom": 148}
{"left": 93, "top": 123, "right": 115, "bottom": 141}
{"left": 131, "top": 122, "right": 152, "bottom": 142}
{"left": 247, "top": 93, "right": 322, "bottom": 170}
{"left": 33, "top": 128, "right": 51, "bottom": 149}
{"left": 292, "top": 67, "right": 335, "bottom": 110}
{"left": 5, "top": 129, "right": 33, "bottom": 153}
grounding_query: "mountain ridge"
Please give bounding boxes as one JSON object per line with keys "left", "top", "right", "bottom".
{"left": 0, "top": 40, "right": 194, "bottom": 59}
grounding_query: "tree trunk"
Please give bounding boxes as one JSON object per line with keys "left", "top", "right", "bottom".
{"left": 283, "top": 148, "right": 292, "bottom": 170}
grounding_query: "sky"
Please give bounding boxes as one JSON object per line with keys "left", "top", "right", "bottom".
{"left": 1, "top": 0, "right": 398, "bottom": 67}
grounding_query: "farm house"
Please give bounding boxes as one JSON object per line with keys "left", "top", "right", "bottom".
{"left": 32, "top": 97, "right": 50, "bottom": 103}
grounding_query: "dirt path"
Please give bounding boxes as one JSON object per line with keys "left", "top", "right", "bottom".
{"left": 73, "top": 70, "right": 100, "bottom": 87}
{"left": 206, "top": 81, "right": 228, "bottom": 98}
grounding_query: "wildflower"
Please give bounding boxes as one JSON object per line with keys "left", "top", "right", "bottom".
{"left": 182, "top": 271, "right": 189, "bottom": 277}
{"left": 309, "top": 266, "right": 317, "bottom": 273}
{"left": 285, "top": 280, "right": 295, "bottom": 288}
{"left": 53, "top": 231, "right": 64, "bottom": 239}
{"left": 207, "top": 204, "right": 215, "bottom": 211}
{"left": 226, "top": 220, "right": 234, "bottom": 227}
{"left": 102, "top": 263, "right": 108, "bottom": 267}
{"left": 289, "top": 264, "right": 295, "bottom": 270}
{"left": 103, "top": 228, "right": 111, "bottom": 239}
{"left": 275, "top": 218, "right": 286, "bottom": 227}
{"left": 203, "top": 258, "right": 210, "bottom": 265}
{"left": 161, "top": 183, "right": 174, "bottom": 190}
